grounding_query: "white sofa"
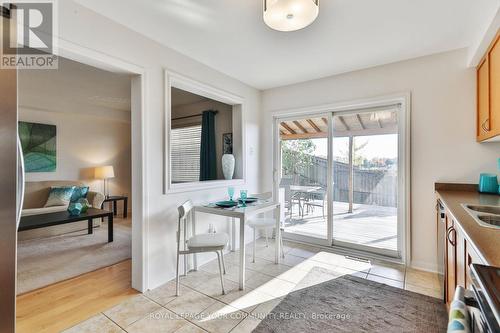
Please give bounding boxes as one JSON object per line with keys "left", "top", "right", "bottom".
{"left": 19, "top": 181, "right": 105, "bottom": 240}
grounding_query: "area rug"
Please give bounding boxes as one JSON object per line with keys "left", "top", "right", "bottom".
{"left": 253, "top": 267, "right": 448, "bottom": 333}
{"left": 17, "top": 222, "right": 131, "bottom": 294}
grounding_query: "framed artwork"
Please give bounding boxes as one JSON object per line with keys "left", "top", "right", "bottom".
{"left": 222, "top": 132, "right": 233, "bottom": 154}
{"left": 18, "top": 121, "right": 56, "bottom": 172}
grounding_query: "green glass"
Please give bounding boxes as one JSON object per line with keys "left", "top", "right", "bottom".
{"left": 240, "top": 190, "right": 248, "bottom": 207}
{"left": 228, "top": 187, "right": 235, "bottom": 201}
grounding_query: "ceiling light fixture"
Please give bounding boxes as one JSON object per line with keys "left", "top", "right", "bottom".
{"left": 263, "top": 0, "right": 319, "bottom": 32}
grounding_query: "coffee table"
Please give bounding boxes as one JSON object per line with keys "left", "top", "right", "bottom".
{"left": 19, "top": 208, "right": 114, "bottom": 242}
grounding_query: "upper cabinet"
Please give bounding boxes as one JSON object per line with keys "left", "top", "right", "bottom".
{"left": 477, "top": 31, "right": 500, "bottom": 142}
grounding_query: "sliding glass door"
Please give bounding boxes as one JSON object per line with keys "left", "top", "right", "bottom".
{"left": 331, "top": 109, "right": 399, "bottom": 257}
{"left": 275, "top": 104, "right": 404, "bottom": 258}
{"left": 277, "top": 114, "right": 330, "bottom": 244}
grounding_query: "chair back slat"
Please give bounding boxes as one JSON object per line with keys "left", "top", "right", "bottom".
{"left": 178, "top": 200, "right": 194, "bottom": 220}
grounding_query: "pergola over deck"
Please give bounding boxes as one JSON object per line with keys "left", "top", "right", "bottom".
{"left": 279, "top": 107, "right": 399, "bottom": 213}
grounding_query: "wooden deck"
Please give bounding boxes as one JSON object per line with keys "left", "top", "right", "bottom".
{"left": 284, "top": 201, "right": 397, "bottom": 251}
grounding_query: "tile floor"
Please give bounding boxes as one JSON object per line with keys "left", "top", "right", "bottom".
{"left": 64, "top": 239, "right": 443, "bottom": 333}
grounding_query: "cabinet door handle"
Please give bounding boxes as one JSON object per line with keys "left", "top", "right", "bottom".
{"left": 481, "top": 119, "right": 490, "bottom": 132}
{"left": 447, "top": 226, "right": 456, "bottom": 246}
{"left": 446, "top": 226, "right": 456, "bottom": 246}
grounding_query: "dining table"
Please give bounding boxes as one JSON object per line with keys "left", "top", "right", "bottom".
{"left": 193, "top": 199, "right": 281, "bottom": 290}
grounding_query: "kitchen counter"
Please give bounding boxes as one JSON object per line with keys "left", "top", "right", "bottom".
{"left": 436, "top": 184, "right": 500, "bottom": 267}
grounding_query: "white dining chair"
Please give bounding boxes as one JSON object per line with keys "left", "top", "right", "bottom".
{"left": 280, "top": 177, "right": 302, "bottom": 217}
{"left": 247, "top": 192, "right": 285, "bottom": 263}
{"left": 176, "top": 200, "right": 228, "bottom": 296}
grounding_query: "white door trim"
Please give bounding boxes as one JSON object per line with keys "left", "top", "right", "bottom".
{"left": 56, "top": 38, "right": 149, "bottom": 291}
{"left": 272, "top": 92, "right": 411, "bottom": 264}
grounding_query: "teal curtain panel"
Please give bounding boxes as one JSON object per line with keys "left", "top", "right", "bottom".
{"left": 199, "top": 110, "right": 217, "bottom": 181}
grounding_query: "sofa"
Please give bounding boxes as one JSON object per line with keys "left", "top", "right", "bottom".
{"left": 19, "top": 180, "right": 106, "bottom": 240}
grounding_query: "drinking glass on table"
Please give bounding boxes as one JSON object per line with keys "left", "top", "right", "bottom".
{"left": 240, "top": 190, "right": 248, "bottom": 207}
{"left": 228, "top": 187, "right": 235, "bottom": 201}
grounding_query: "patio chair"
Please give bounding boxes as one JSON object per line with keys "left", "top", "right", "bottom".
{"left": 303, "top": 188, "right": 326, "bottom": 218}
{"left": 176, "top": 200, "right": 228, "bottom": 296}
{"left": 246, "top": 192, "right": 285, "bottom": 263}
{"left": 280, "top": 177, "right": 303, "bottom": 217}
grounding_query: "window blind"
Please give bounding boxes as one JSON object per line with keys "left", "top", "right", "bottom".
{"left": 171, "top": 125, "right": 201, "bottom": 183}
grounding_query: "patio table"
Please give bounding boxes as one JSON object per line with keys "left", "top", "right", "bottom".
{"left": 289, "top": 185, "right": 322, "bottom": 215}
{"left": 290, "top": 185, "right": 322, "bottom": 193}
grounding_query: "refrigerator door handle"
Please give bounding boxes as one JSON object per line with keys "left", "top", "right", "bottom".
{"left": 16, "top": 136, "right": 24, "bottom": 229}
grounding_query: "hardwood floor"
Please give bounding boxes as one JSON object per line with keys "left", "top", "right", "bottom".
{"left": 16, "top": 259, "right": 137, "bottom": 333}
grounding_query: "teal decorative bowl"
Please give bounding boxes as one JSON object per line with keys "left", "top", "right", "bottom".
{"left": 68, "top": 202, "right": 83, "bottom": 216}
{"left": 77, "top": 198, "right": 90, "bottom": 213}
{"left": 215, "top": 200, "right": 238, "bottom": 208}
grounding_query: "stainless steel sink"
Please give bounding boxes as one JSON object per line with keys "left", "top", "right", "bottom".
{"left": 461, "top": 204, "right": 500, "bottom": 229}
{"left": 477, "top": 215, "right": 500, "bottom": 227}
{"left": 465, "top": 204, "right": 500, "bottom": 215}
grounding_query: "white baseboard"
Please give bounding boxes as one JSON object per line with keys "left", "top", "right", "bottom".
{"left": 410, "top": 260, "right": 440, "bottom": 274}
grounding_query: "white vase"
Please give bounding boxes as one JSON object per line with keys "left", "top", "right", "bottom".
{"left": 222, "top": 154, "right": 235, "bottom": 180}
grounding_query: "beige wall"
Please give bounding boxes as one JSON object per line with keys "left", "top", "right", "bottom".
{"left": 19, "top": 107, "right": 132, "bottom": 207}
{"left": 58, "top": 1, "right": 262, "bottom": 290}
{"left": 18, "top": 58, "right": 132, "bottom": 211}
{"left": 261, "top": 49, "right": 500, "bottom": 273}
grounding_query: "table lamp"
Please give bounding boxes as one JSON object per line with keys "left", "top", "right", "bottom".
{"left": 95, "top": 165, "right": 115, "bottom": 198}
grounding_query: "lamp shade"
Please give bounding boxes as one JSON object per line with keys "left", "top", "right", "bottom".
{"left": 95, "top": 165, "right": 115, "bottom": 179}
{"left": 263, "top": 0, "right": 319, "bottom": 32}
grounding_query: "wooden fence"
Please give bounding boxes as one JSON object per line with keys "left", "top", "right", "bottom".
{"left": 292, "top": 156, "right": 397, "bottom": 207}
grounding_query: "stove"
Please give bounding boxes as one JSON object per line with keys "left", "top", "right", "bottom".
{"left": 470, "top": 264, "right": 500, "bottom": 333}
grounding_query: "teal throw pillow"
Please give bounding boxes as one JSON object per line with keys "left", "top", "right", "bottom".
{"left": 44, "top": 186, "right": 76, "bottom": 207}
{"left": 70, "top": 186, "right": 89, "bottom": 203}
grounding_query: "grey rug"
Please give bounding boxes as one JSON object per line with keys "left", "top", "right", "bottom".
{"left": 17, "top": 222, "right": 131, "bottom": 294}
{"left": 254, "top": 267, "right": 448, "bottom": 333}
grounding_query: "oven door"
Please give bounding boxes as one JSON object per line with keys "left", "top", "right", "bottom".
{"left": 447, "top": 286, "right": 493, "bottom": 333}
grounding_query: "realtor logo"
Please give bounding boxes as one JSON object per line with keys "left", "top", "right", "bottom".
{"left": 1, "top": 0, "right": 58, "bottom": 69}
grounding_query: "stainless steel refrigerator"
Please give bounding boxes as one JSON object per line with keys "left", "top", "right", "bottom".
{"left": 0, "top": 5, "right": 23, "bottom": 333}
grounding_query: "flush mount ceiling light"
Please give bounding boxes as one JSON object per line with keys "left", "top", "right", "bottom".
{"left": 263, "top": 0, "right": 319, "bottom": 32}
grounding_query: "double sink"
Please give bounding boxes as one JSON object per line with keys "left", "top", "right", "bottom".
{"left": 461, "top": 204, "right": 500, "bottom": 229}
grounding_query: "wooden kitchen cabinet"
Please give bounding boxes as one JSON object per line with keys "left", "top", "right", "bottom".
{"left": 445, "top": 214, "right": 457, "bottom": 305}
{"left": 442, "top": 207, "right": 486, "bottom": 306}
{"left": 465, "top": 241, "right": 483, "bottom": 289}
{"left": 477, "top": 57, "right": 490, "bottom": 140}
{"left": 477, "top": 31, "right": 500, "bottom": 142}
{"left": 455, "top": 228, "right": 466, "bottom": 288}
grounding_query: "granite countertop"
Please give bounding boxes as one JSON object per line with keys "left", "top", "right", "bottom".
{"left": 436, "top": 185, "right": 500, "bottom": 267}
